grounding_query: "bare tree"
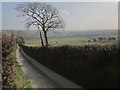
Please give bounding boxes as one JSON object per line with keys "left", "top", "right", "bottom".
{"left": 15, "top": 2, "right": 65, "bottom": 46}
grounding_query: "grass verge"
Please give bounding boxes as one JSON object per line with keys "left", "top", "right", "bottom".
{"left": 12, "top": 45, "right": 32, "bottom": 89}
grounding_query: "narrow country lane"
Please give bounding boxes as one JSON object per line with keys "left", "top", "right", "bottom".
{"left": 16, "top": 46, "right": 81, "bottom": 88}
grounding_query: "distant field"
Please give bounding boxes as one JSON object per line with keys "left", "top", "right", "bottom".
{"left": 25, "top": 35, "right": 118, "bottom": 46}
{"left": 25, "top": 36, "right": 90, "bottom": 46}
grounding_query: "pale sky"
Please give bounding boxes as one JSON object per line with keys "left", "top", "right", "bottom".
{"left": 0, "top": 0, "right": 119, "bottom": 2}
{"left": 1, "top": 0, "right": 119, "bottom": 31}
{"left": 0, "top": 2, "right": 1, "bottom": 31}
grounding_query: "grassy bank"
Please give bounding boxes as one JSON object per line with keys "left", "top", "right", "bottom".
{"left": 2, "top": 33, "right": 31, "bottom": 89}
{"left": 12, "top": 45, "right": 32, "bottom": 89}
{"left": 22, "top": 44, "right": 119, "bottom": 88}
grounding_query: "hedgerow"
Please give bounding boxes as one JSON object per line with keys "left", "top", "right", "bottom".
{"left": 2, "top": 33, "right": 16, "bottom": 89}
{"left": 22, "top": 44, "right": 119, "bottom": 88}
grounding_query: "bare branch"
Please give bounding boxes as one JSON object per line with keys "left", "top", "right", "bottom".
{"left": 15, "top": 2, "right": 65, "bottom": 46}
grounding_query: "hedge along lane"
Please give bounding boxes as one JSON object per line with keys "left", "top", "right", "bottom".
{"left": 21, "top": 44, "right": 119, "bottom": 88}
{"left": 16, "top": 46, "right": 80, "bottom": 88}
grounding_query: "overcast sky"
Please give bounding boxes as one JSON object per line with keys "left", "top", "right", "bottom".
{"left": 1, "top": 0, "right": 118, "bottom": 31}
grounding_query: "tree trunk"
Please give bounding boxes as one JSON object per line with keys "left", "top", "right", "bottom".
{"left": 44, "top": 31, "right": 48, "bottom": 47}
{"left": 42, "top": 26, "right": 49, "bottom": 47}
{"left": 38, "top": 27, "right": 44, "bottom": 46}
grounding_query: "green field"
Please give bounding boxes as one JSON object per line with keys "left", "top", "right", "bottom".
{"left": 25, "top": 35, "right": 118, "bottom": 46}
{"left": 25, "top": 36, "right": 90, "bottom": 46}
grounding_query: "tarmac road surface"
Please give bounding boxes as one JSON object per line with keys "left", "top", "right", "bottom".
{"left": 16, "top": 46, "right": 81, "bottom": 88}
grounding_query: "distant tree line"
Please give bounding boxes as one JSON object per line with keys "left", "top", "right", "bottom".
{"left": 88, "top": 37, "right": 117, "bottom": 43}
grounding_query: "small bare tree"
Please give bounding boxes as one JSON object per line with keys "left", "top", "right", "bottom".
{"left": 25, "top": 20, "right": 44, "bottom": 46}
{"left": 15, "top": 2, "right": 65, "bottom": 46}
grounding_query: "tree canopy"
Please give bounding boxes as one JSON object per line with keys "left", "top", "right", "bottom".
{"left": 15, "top": 2, "right": 65, "bottom": 46}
